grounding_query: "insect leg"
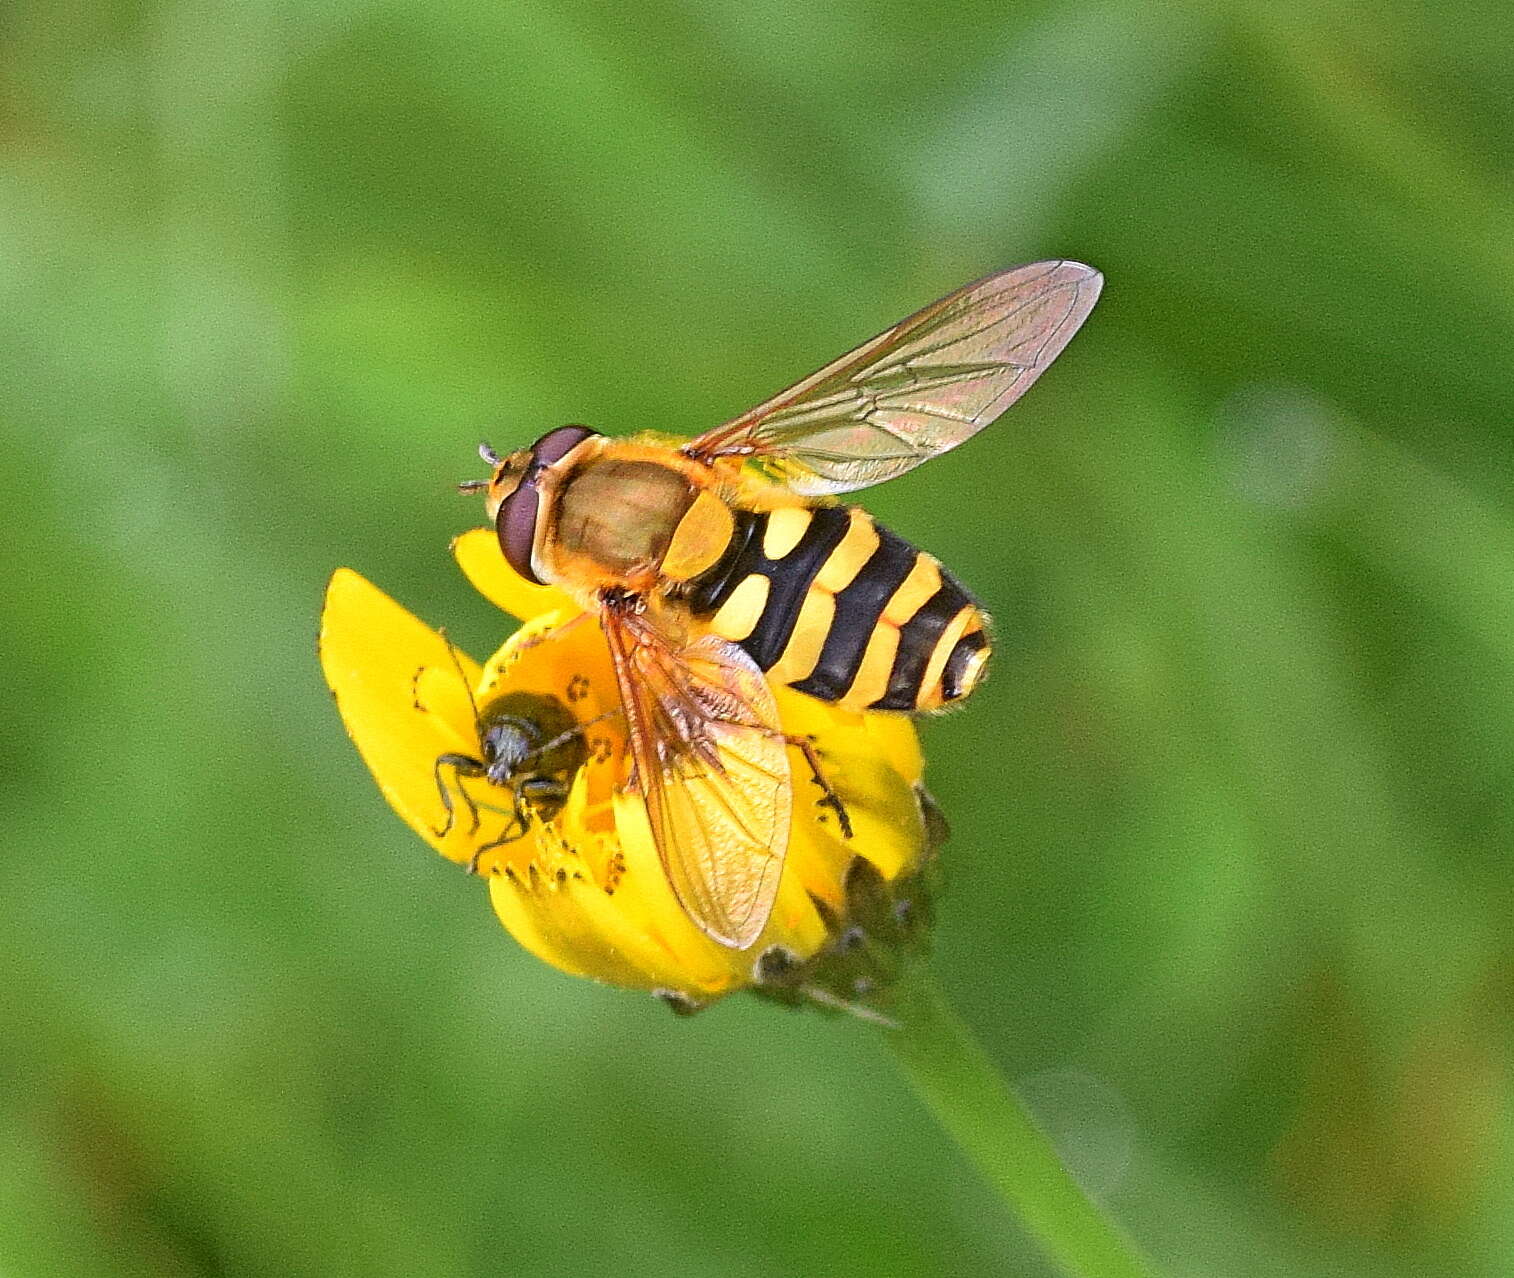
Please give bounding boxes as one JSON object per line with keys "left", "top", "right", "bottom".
{"left": 674, "top": 654, "right": 854, "bottom": 839}
{"left": 517, "top": 777, "right": 570, "bottom": 810}
{"left": 782, "top": 734, "right": 854, "bottom": 839}
{"left": 434, "top": 753, "right": 487, "bottom": 838}
{"left": 508, "top": 609, "right": 596, "bottom": 655}
{"left": 467, "top": 800, "right": 533, "bottom": 874}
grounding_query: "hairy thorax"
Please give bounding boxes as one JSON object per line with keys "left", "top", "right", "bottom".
{"left": 550, "top": 456, "right": 697, "bottom": 584}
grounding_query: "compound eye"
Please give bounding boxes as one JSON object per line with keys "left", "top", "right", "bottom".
{"left": 495, "top": 426, "right": 597, "bottom": 584}
{"left": 530, "top": 424, "right": 596, "bottom": 466}
{"left": 496, "top": 484, "right": 543, "bottom": 584}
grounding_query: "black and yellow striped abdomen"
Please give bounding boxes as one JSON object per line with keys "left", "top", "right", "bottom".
{"left": 682, "top": 503, "right": 990, "bottom": 712}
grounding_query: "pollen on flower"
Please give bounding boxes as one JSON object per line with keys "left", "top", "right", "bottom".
{"left": 601, "top": 849, "right": 627, "bottom": 894}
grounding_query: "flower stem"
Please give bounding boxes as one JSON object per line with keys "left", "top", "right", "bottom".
{"left": 884, "top": 968, "right": 1158, "bottom": 1278}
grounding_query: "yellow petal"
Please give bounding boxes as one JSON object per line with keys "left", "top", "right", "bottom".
{"left": 452, "top": 527, "right": 580, "bottom": 623}
{"left": 468, "top": 617, "right": 922, "bottom": 992}
{"left": 323, "top": 561, "right": 933, "bottom": 1008}
{"left": 319, "top": 569, "right": 521, "bottom": 866}
{"left": 604, "top": 790, "right": 831, "bottom": 989}
{"left": 860, "top": 710, "right": 925, "bottom": 790}
{"left": 470, "top": 664, "right": 831, "bottom": 995}
{"left": 488, "top": 856, "right": 752, "bottom": 998}
{"left": 771, "top": 693, "right": 927, "bottom": 901}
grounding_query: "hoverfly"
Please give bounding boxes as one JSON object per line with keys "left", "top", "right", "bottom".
{"left": 466, "top": 261, "right": 1102, "bottom": 949}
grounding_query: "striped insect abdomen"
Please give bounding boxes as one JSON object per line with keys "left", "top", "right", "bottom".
{"left": 684, "top": 504, "right": 990, "bottom": 712}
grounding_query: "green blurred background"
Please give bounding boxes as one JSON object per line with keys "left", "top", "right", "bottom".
{"left": 6, "top": 1, "right": 1514, "bottom": 1274}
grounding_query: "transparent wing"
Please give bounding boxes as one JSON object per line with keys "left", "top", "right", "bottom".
{"left": 600, "top": 611, "right": 791, "bottom": 950}
{"left": 686, "top": 260, "right": 1102, "bottom": 495}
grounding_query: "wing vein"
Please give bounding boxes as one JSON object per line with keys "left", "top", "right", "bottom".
{"left": 686, "top": 260, "right": 1102, "bottom": 496}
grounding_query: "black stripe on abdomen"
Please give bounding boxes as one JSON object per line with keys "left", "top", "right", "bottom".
{"left": 686, "top": 506, "right": 852, "bottom": 671}
{"left": 941, "top": 628, "right": 988, "bottom": 701}
{"left": 871, "top": 580, "right": 973, "bottom": 710}
{"left": 790, "top": 524, "right": 917, "bottom": 701}
{"left": 741, "top": 506, "right": 851, "bottom": 669}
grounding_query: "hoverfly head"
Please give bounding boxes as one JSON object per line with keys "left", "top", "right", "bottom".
{"left": 491, "top": 425, "right": 598, "bottom": 584}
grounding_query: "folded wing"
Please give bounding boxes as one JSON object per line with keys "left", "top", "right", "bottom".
{"left": 600, "top": 612, "right": 791, "bottom": 949}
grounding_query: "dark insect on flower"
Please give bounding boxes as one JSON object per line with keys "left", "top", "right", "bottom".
{"left": 430, "top": 688, "right": 591, "bottom": 872}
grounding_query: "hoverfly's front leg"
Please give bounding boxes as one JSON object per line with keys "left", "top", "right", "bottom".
{"left": 507, "top": 608, "right": 597, "bottom": 655}
{"left": 433, "top": 752, "right": 487, "bottom": 839}
{"left": 597, "top": 585, "right": 646, "bottom": 615}
{"left": 783, "top": 734, "right": 854, "bottom": 840}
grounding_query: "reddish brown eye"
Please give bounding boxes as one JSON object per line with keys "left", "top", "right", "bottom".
{"left": 495, "top": 426, "right": 597, "bottom": 584}
{"left": 532, "top": 424, "right": 595, "bottom": 466}
{"left": 497, "top": 485, "right": 543, "bottom": 583}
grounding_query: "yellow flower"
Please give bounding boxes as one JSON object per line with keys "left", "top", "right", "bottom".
{"left": 319, "top": 529, "right": 943, "bottom": 1013}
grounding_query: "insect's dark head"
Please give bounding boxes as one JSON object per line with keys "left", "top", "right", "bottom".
{"left": 476, "top": 426, "right": 599, "bottom": 584}
{"left": 477, "top": 691, "right": 590, "bottom": 796}
{"left": 432, "top": 691, "right": 594, "bottom": 853}
{"left": 479, "top": 716, "right": 538, "bottom": 787}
